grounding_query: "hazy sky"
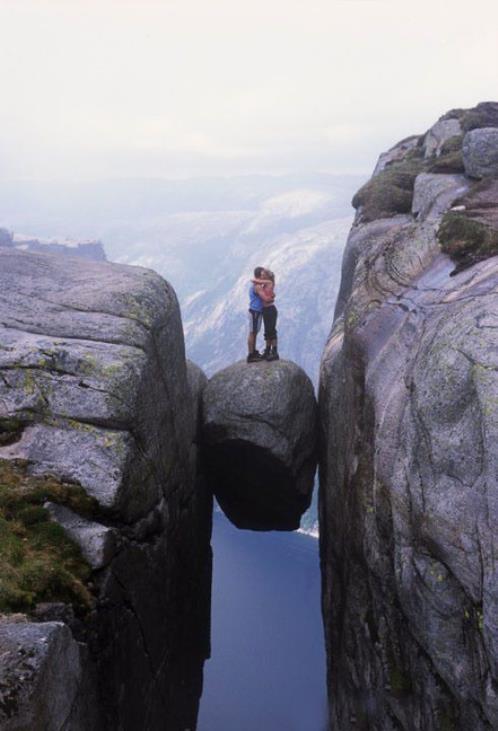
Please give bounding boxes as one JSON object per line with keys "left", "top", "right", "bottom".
{"left": 1, "top": 0, "right": 497, "bottom": 180}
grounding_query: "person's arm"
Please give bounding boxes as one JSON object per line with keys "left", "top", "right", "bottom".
{"left": 255, "top": 283, "right": 275, "bottom": 303}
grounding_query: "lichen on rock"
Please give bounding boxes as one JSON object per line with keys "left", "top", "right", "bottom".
{"left": 463, "top": 127, "right": 498, "bottom": 179}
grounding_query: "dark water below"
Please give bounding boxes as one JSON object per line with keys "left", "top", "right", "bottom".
{"left": 197, "top": 512, "right": 328, "bottom": 731}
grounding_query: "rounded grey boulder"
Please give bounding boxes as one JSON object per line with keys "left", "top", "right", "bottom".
{"left": 201, "top": 360, "right": 318, "bottom": 531}
{"left": 463, "top": 127, "right": 498, "bottom": 178}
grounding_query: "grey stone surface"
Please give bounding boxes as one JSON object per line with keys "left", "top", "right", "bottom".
{"left": 0, "top": 620, "right": 100, "bottom": 730}
{"left": 333, "top": 215, "right": 413, "bottom": 321}
{"left": 202, "top": 359, "right": 317, "bottom": 530}
{"left": 372, "top": 135, "right": 421, "bottom": 176}
{"left": 0, "top": 248, "right": 212, "bottom": 730}
{"left": 45, "top": 502, "right": 117, "bottom": 569}
{"left": 412, "top": 172, "right": 468, "bottom": 221}
{"left": 423, "top": 117, "right": 462, "bottom": 157}
{"left": 320, "top": 107, "right": 498, "bottom": 730}
{"left": 0, "top": 247, "right": 190, "bottom": 520}
{"left": 187, "top": 359, "right": 208, "bottom": 441}
{"left": 463, "top": 127, "right": 498, "bottom": 178}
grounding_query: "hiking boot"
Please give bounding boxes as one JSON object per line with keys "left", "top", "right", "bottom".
{"left": 266, "top": 346, "right": 279, "bottom": 361}
{"left": 247, "top": 350, "right": 263, "bottom": 363}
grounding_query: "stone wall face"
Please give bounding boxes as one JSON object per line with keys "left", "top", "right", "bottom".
{"left": 0, "top": 249, "right": 212, "bottom": 730}
{"left": 319, "top": 106, "right": 498, "bottom": 730}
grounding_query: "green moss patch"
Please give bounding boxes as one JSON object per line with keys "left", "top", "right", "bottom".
{"left": 441, "top": 102, "right": 498, "bottom": 132}
{"left": 438, "top": 178, "right": 498, "bottom": 272}
{"left": 0, "top": 419, "right": 25, "bottom": 447}
{"left": 426, "top": 135, "right": 465, "bottom": 174}
{"left": 0, "top": 459, "right": 97, "bottom": 613}
{"left": 352, "top": 159, "right": 426, "bottom": 223}
{"left": 438, "top": 212, "right": 498, "bottom": 263}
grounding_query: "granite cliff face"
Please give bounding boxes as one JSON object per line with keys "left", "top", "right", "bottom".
{"left": 0, "top": 248, "right": 212, "bottom": 729}
{"left": 319, "top": 103, "right": 498, "bottom": 729}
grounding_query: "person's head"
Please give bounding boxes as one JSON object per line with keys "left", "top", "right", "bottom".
{"left": 254, "top": 266, "right": 265, "bottom": 278}
{"left": 263, "top": 268, "right": 275, "bottom": 282}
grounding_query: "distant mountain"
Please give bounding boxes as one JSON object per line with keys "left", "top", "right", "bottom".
{"left": 91, "top": 177, "right": 361, "bottom": 383}
{"left": 181, "top": 212, "right": 352, "bottom": 382}
{"left": 0, "top": 226, "right": 106, "bottom": 261}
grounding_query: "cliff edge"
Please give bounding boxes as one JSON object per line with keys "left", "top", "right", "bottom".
{"left": 0, "top": 248, "right": 212, "bottom": 730}
{"left": 320, "top": 102, "right": 498, "bottom": 729}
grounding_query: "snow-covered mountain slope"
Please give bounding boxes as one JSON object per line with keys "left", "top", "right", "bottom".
{"left": 182, "top": 215, "right": 352, "bottom": 383}
{"left": 93, "top": 178, "right": 358, "bottom": 383}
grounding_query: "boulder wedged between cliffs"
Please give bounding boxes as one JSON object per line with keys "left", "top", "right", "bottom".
{"left": 201, "top": 359, "right": 318, "bottom": 531}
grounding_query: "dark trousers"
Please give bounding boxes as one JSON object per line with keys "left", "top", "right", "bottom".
{"left": 263, "top": 305, "right": 278, "bottom": 341}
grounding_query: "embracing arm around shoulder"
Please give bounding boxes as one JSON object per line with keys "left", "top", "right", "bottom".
{"left": 255, "top": 284, "right": 275, "bottom": 303}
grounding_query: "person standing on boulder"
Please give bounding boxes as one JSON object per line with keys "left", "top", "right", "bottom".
{"left": 253, "top": 268, "right": 279, "bottom": 361}
{"left": 247, "top": 266, "right": 266, "bottom": 363}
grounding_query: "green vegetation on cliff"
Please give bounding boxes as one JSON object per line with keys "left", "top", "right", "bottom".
{"left": 0, "top": 459, "right": 97, "bottom": 613}
{"left": 426, "top": 135, "right": 465, "bottom": 174}
{"left": 442, "top": 102, "right": 498, "bottom": 132}
{"left": 438, "top": 178, "right": 498, "bottom": 271}
{"left": 438, "top": 211, "right": 498, "bottom": 261}
{"left": 352, "top": 157, "right": 425, "bottom": 222}
{"left": 352, "top": 139, "right": 466, "bottom": 222}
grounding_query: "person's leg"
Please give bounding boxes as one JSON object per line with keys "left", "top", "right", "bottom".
{"left": 264, "top": 307, "right": 279, "bottom": 360}
{"left": 247, "top": 311, "right": 263, "bottom": 362}
{"left": 271, "top": 307, "right": 278, "bottom": 349}
{"left": 262, "top": 308, "right": 270, "bottom": 356}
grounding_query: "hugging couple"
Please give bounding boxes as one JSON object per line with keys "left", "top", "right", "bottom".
{"left": 247, "top": 266, "right": 279, "bottom": 363}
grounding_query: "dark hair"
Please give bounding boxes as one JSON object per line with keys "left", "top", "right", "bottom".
{"left": 254, "top": 266, "right": 265, "bottom": 278}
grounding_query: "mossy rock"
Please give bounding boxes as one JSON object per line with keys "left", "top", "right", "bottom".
{"left": 352, "top": 159, "right": 425, "bottom": 222}
{"left": 426, "top": 135, "right": 465, "bottom": 174}
{"left": 441, "top": 103, "right": 498, "bottom": 133}
{"left": 438, "top": 211, "right": 498, "bottom": 268}
{"left": 427, "top": 151, "right": 464, "bottom": 174}
{"left": 0, "top": 459, "right": 97, "bottom": 614}
{"left": 0, "top": 418, "right": 25, "bottom": 446}
{"left": 440, "top": 135, "right": 465, "bottom": 154}
{"left": 438, "top": 177, "right": 498, "bottom": 271}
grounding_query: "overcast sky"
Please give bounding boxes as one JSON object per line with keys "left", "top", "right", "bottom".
{"left": 1, "top": 0, "right": 497, "bottom": 180}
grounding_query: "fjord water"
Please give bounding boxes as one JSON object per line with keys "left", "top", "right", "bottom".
{"left": 198, "top": 511, "right": 327, "bottom": 731}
